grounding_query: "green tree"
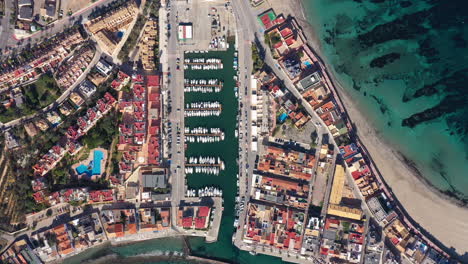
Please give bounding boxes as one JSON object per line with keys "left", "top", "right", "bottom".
{"left": 270, "top": 33, "right": 281, "bottom": 45}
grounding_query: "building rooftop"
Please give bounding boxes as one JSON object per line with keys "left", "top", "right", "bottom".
{"left": 298, "top": 72, "right": 321, "bottom": 90}
{"left": 329, "top": 165, "right": 345, "bottom": 205}
{"left": 19, "top": 6, "right": 33, "bottom": 20}
{"left": 142, "top": 173, "right": 167, "bottom": 188}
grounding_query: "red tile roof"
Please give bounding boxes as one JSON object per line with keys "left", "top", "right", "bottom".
{"left": 280, "top": 27, "right": 292, "bottom": 38}
{"left": 320, "top": 247, "right": 329, "bottom": 255}
{"left": 198, "top": 207, "right": 210, "bottom": 217}
{"left": 195, "top": 217, "right": 206, "bottom": 229}
{"left": 273, "top": 41, "right": 283, "bottom": 49}
{"left": 285, "top": 36, "right": 296, "bottom": 46}
{"left": 132, "top": 74, "right": 144, "bottom": 83}
{"left": 33, "top": 191, "right": 45, "bottom": 203}
{"left": 149, "top": 93, "right": 159, "bottom": 102}
{"left": 260, "top": 14, "right": 272, "bottom": 29}
{"left": 182, "top": 217, "right": 193, "bottom": 228}
{"left": 352, "top": 171, "right": 363, "bottom": 180}
{"left": 133, "top": 84, "right": 145, "bottom": 99}
{"left": 146, "top": 75, "right": 160, "bottom": 87}
{"left": 111, "top": 80, "right": 121, "bottom": 89}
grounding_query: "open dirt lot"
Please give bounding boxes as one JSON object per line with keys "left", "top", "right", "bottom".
{"left": 61, "top": 0, "right": 92, "bottom": 14}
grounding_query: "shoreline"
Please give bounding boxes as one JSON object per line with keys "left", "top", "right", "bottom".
{"left": 63, "top": 235, "right": 229, "bottom": 264}
{"left": 289, "top": 0, "right": 468, "bottom": 209}
{"left": 271, "top": 0, "right": 468, "bottom": 256}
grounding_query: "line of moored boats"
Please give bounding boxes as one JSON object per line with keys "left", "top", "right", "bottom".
{"left": 184, "top": 79, "right": 222, "bottom": 85}
{"left": 184, "top": 86, "right": 222, "bottom": 93}
{"left": 184, "top": 58, "right": 223, "bottom": 70}
{"left": 184, "top": 78, "right": 223, "bottom": 93}
{"left": 184, "top": 166, "right": 224, "bottom": 175}
{"left": 184, "top": 135, "right": 224, "bottom": 143}
{"left": 185, "top": 101, "right": 222, "bottom": 117}
{"left": 187, "top": 156, "right": 223, "bottom": 165}
{"left": 184, "top": 58, "right": 222, "bottom": 64}
{"left": 185, "top": 156, "right": 226, "bottom": 175}
{"left": 184, "top": 127, "right": 223, "bottom": 134}
{"left": 233, "top": 174, "right": 244, "bottom": 228}
{"left": 185, "top": 101, "right": 221, "bottom": 109}
{"left": 184, "top": 127, "right": 225, "bottom": 143}
{"left": 186, "top": 186, "right": 223, "bottom": 198}
{"left": 184, "top": 110, "right": 221, "bottom": 117}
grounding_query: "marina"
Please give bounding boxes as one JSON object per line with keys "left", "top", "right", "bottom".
{"left": 182, "top": 42, "right": 247, "bottom": 259}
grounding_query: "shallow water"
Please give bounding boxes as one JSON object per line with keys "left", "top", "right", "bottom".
{"left": 302, "top": 0, "right": 468, "bottom": 200}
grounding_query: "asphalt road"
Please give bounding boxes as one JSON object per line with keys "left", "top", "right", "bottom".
{"left": 0, "top": 0, "right": 13, "bottom": 52}
{"left": 160, "top": 1, "right": 186, "bottom": 229}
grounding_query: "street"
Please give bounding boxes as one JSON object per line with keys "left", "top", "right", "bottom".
{"left": 159, "top": 0, "right": 187, "bottom": 229}
{"left": 0, "top": 0, "right": 13, "bottom": 52}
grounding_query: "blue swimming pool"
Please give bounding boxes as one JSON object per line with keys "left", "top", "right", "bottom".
{"left": 278, "top": 112, "right": 288, "bottom": 123}
{"left": 92, "top": 150, "right": 103, "bottom": 175}
{"left": 75, "top": 150, "right": 104, "bottom": 176}
{"left": 76, "top": 164, "right": 88, "bottom": 175}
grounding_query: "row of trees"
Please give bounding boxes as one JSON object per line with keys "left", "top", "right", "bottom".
{"left": 118, "top": 0, "right": 161, "bottom": 63}
{"left": 251, "top": 43, "right": 264, "bottom": 73}
{"left": 117, "top": 15, "right": 147, "bottom": 62}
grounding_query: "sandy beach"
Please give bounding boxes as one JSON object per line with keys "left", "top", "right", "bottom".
{"left": 264, "top": 0, "right": 468, "bottom": 257}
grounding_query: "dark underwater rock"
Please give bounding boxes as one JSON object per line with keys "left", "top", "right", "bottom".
{"left": 411, "top": 70, "right": 467, "bottom": 100}
{"left": 400, "top": 1, "right": 412, "bottom": 8}
{"left": 358, "top": 10, "right": 428, "bottom": 48}
{"left": 418, "top": 38, "right": 439, "bottom": 62}
{"left": 369, "top": 52, "right": 401, "bottom": 68}
{"left": 452, "top": 33, "right": 467, "bottom": 49}
{"left": 402, "top": 96, "right": 462, "bottom": 128}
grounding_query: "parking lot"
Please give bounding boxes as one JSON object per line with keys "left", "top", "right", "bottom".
{"left": 172, "top": 0, "right": 235, "bottom": 50}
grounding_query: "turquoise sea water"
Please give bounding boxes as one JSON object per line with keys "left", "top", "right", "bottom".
{"left": 302, "top": 0, "right": 468, "bottom": 201}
